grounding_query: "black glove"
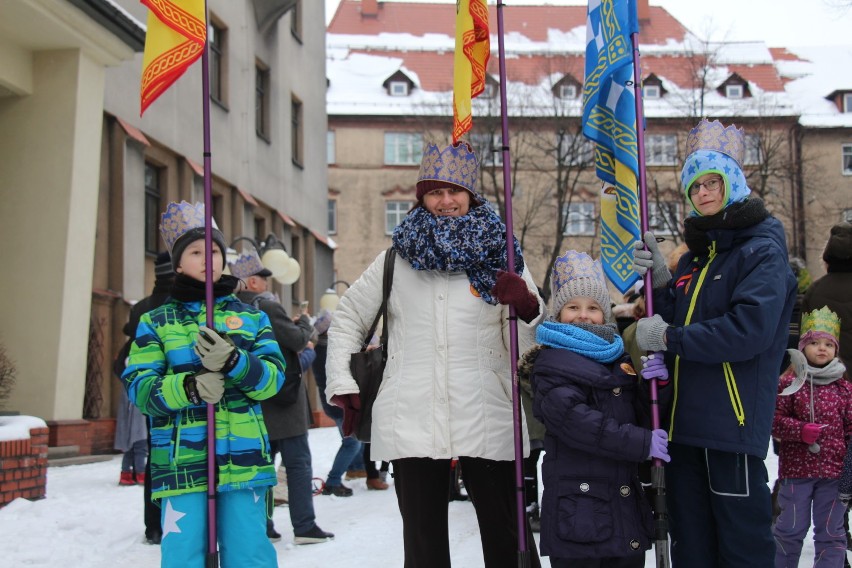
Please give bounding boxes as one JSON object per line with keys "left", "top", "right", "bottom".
{"left": 194, "top": 325, "right": 240, "bottom": 373}
{"left": 184, "top": 371, "right": 225, "bottom": 405}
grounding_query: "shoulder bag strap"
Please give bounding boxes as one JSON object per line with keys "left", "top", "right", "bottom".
{"left": 360, "top": 247, "right": 396, "bottom": 352}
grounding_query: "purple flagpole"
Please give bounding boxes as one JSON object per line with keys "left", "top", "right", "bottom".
{"left": 495, "top": 2, "right": 530, "bottom": 566}
{"left": 631, "top": 16, "right": 671, "bottom": 567}
{"left": 200, "top": 1, "right": 219, "bottom": 565}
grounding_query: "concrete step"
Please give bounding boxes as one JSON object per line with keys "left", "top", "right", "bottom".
{"left": 47, "top": 445, "right": 80, "bottom": 460}
{"left": 48, "top": 454, "right": 114, "bottom": 468}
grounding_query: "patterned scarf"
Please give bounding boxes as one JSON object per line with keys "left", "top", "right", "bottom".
{"left": 535, "top": 320, "right": 624, "bottom": 363}
{"left": 392, "top": 204, "right": 524, "bottom": 305}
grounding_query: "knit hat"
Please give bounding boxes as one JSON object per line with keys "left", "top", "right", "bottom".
{"left": 228, "top": 248, "right": 272, "bottom": 280}
{"left": 823, "top": 222, "right": 852, "bottom": 263}
{"left": 680, "top": 119, "right": 751, "bottom": 216}
{"left": 416, "top": 141, "right": 482, "bottom": 202}
{"left": 154, "top": 251, "right": 173, "bottom": 278}
{"left": 798, "top": 306, "right": 841, "bottom": 353}
{"left": 160, "top": 201, "right": 227, "bottom": 271}
{"left": 549, "top": 250, "right": 613, "bottom": 322}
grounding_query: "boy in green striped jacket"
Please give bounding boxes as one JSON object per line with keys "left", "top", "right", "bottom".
{"left": 123, "top": 201, "right": 284, "bottom": 568}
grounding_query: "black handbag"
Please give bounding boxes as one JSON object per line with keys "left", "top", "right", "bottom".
{"left": 349, "top": 247, "right": 395, "bottom": 443}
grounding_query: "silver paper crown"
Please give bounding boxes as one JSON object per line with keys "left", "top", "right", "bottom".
{"left": 685, "top": 118, "right": 745, "bottom": 166}
{"left": 416, "top": 141, "right": 479, "bottom": 195}
{"left": 549, "top": 250, "right": 612, "bottom": 321}
{"left": 159, "top": 201, "right": 219, "bottom": 252}
{"left": 229, "top": 249, "right": 267, "bottom": 280}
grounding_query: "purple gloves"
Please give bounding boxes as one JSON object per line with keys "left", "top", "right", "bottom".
{"left": 801, "top": 423, "right": 823, "bottom": 445}
{"left": 648, "top": 429, "right": 671, "bottom": 462}
{"left": 639, "top": 352, "right": 668, "bottom": 382}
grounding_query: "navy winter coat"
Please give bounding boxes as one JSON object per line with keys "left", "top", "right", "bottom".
{"left": 655, "top": 215, "right": 796, "bottom": 458}
{"left": 532, "top": 347, "right": 653, "bottom": 560}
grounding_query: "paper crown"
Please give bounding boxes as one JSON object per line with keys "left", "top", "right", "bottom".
{"left": 229, "top": 249, "right": 271, "bottom": 280}
{"left": 416, "top": 142, "right": 479, "bottom": 198}
{"left": 550, "top": 250, "right": 612, "bottom": 321}
{"left": 159, "top": 201, "right": 219, "bottom": 252}
{"left": 685, "top": 118, "right": 745, "bottom": 166}
{"left": 800, "top": 306, "right": 841, "bottom": 340}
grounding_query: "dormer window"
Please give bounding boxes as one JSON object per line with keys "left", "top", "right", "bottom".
{"left": 726, "top": 84, "right": 744, "bottom": 99}
{"left": 643, "top": 84, "right": 661, "bottom": 99}
{"left": 844, "top": 93, "right": 852, "bottom": 113}
{"left": 560, "top": 84, "right": 577, "bottom": 99}
{"left": 389, "top": 81, "right": 409, "bottom": 96}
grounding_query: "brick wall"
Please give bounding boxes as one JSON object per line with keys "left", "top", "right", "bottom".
{"left": 0, "top": 427, "right": 48, "bottom": 508}
{"left": 46, "top": 419, "right": 92, "bottom": 455}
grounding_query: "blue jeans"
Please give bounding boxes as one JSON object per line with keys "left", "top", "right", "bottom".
{"left": 326, "top": 417, "right": 362, "bottom": 487}
{"left": 273, "top": 434, "right": 317, "bottom": 534}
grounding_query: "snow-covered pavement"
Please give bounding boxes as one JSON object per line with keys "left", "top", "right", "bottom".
{"left": 0, "top": 426, "right": 830, "bottom": 567}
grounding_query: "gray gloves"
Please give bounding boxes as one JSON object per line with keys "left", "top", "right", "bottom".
{"left": 632, "top": 231, "right": 672, "bottom": 289}
{"left": 636, "top": 314, "right": 669, "bottom": 352}
{"left": 194, "top": 325, "right": 240, "bottom": 373}
{"left": 184, "top": 371, "right": 225, "bottom": 405}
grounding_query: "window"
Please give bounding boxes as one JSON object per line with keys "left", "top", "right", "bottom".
{"left": 470, "top": 133, "right": 503, "bottom": 166}
{"left": 482, "top": 82, "right": 497, "bottom": 98}
{"left": 328, "top": 199, "right": 337, "bottom": 235}
{"left": 643, "top": 84, "right": 661, "bottom": 99}
{"left": 290, "top": 0, "right": 302, "bottom": 41}
{"left": 844, "top": 93, "right": 852, "bottom": 113}
{"left": 559, "top": 84, "right": 577, "bottom": 99}
{"left": 726, "top": 84, "right": 744, "bottom": 99}
{"left": 144, "top": 163, "right": 161, "bottom": 254}
{"left": 291, "top": 97, "right": 303, "bottom": 166}
{"left": 385, "top": 201, "right": 413, "bottom": 234}
{"left": 389, "top": 81, "right": 409, "bottom": 96}
{"left": 327, "top": 131, "right": 336, "bottom": 165}
{"left": 844, "top": 209, "right": 852, "bottom": 223}
{"left": 744, "top": 134, "right": 761, "bottom": 165}
{"left": 255, "top": 62, "right": 270, "bottom": 140}
{"left": 208, "top": 19, "right": 227, "bottom": 104}
{"left": 384, "top": 132, "right": 423, "bottom": 165}
{"left": 843, "top": 145, "right": 852, "bottom": 175}
{"left": 558, "top": 133, "right": 595, "bottom": 166}
{"left": 254, "top": 217, "right": 267, "bottom": 242}
{"left": 562, "top": 202, "right": 596, "bottom": 236}
{"left": 647, "top": 202, "right": 681, "bottom": 236}
{"left": 645, "top": 134, "right": 678, "bottom": 166}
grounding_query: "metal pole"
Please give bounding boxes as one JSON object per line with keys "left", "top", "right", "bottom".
{"left": 495, "top": 2, "right": 530, "bottom": 566}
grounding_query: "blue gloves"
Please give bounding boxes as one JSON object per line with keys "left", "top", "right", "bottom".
{"left": 639, "top": 352, "right": 669, "bottom": 382}
{"left": 636, "top": 315, "right": 670, "bottom": 352}
{"left": 648, "top": 429, "right": 671, "bottom": 462}
{"left": 632, "top": 231, "right": 672, "bottom": 289}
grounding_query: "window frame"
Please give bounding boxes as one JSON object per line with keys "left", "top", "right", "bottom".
{"left": 642, "top": 84, "right": 661, "bottom": 99}
{"left": 844, "top": 93, "right": 852, "bottom": 113}
{"left": 743, "top": 134, "right": 762, "bottom": 166}
{"left": 389, "top": 81, "right": 409, "bottom": 96}
{"left": 559, "top": 84, "right": 577, "bottom": 99}
{"left": 208, "top": 18, "right": 227, "bottom": 106}
{"left": 647, "top": 201, "right": 682, "bottom": 236}
{"left": 558, "top": 133, "right": 595, "bottom": 166}
{"left": 290, "top": 0, "right": 302, "bottom": 42}
{"left": 328, "top": 199, "right": 337, "bottom": 235}
{"left": 291, "top": 96, "right": 304, "bottom": 167}
{"left": 385, "top": 200, "right": 413, "bottom": 235}
{"left": 645, "top": 134, "right": 678, "bottom": 166}
{"left": 144, "top": 163, "right": 162, "bottom": 255}
{"left": 255, "top": 60, "right": 270, "bottom": 141}
{"left": 383, "top": 132, "right": 423, "bottom": 166}
{"left": 843, "top": 144, "right": 852, "bottom": 176}
{"left": 562, "top": 202, "right": 596, "bottom": 236}
{"left": 726, "top": 84, "right": 744, "bottom": 99}
{"left": 327, "top": 130, "right": 336, "bottom": 165}
{"left": 470, "top": 132, "right": 503, "bottom": 167}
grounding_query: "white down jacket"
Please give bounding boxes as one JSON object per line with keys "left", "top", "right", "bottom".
{"left": 326, "top": 249, "right": 544, "bottom": 462}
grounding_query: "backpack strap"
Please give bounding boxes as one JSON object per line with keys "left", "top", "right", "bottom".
{"left": 360, "top": 247, "right": 396, "bottom": 355}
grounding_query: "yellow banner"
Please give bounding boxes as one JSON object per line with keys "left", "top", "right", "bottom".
{"left": 453, "top": 0, "right": 490, "bottom": 143}
{"left": 140, "top": 0, "right": 206, "bottom": 115}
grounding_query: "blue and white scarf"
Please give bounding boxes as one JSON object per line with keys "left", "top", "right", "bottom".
{"left": 392, "top": 204, "right": 524, "bottom": 305}
{"left": 536, "top": 320, "right": 624, "bottom": 363}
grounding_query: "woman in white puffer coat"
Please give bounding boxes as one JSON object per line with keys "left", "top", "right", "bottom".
{"left": 326, "top": 141, "right": 544, "bottom": 568}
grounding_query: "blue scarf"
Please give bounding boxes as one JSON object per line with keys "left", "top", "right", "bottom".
{"left": 536, "top": 320, "right": 624, "bottom": 363}
{"left": 391, "top": 204, "right": 524, "bottom": 305}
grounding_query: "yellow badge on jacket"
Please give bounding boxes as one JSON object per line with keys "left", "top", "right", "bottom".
{"left": 620, "top": 362, "right": 637, "bottom": 376}
{"left": 470, "top": 284, "right": 480, "bottom": 298}
{"left": 225, "top": 316, "right": 244, "bottom": 330}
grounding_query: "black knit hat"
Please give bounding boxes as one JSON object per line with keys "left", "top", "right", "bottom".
{"left": 171, "top": 227, "right": 227, "bottom": 271}
{"left": 823, "top": 222, "right": 852, "bottom": 263}
{"left": 154, "top": 252, "right": 173, "bottom": 278}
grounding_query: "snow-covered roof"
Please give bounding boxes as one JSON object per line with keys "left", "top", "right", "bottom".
{"left": 778, "top": 46, "right": 852, "bottom": 128}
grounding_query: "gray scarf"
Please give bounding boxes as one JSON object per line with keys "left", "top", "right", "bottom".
{"left": 779, "top": 349, "right": 847, "bottom": 396}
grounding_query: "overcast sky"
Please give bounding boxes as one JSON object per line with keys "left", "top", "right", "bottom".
{"left": 324, "top": 0, "right": 852, "bottom": 48}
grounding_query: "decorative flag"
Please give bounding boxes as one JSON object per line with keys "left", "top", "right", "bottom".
{"left": 453, "top": 0, "right": 490, "bottom": 143}
{"left": 140, "top": 0, "right": 207, "bottom": 115}
{"left": 582, "top": 0, "right": 640, "bottom": 294}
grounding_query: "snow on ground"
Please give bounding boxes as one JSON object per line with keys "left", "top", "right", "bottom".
{"left": 0, "top": 426, "right": 834, "bottom": 567}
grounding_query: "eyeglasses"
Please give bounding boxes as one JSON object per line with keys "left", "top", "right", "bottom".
{"left": 688, "top": 177, "right": 724, "bottom": 196}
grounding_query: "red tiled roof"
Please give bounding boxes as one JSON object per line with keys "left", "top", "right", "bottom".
{"left": 330, "top": 1, "right": 689, "bottom": 46}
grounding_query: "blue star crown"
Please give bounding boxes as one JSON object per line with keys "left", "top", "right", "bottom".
{"left": 159, "top": 201, "right": 217, "bottom": 252}
{"left": 229, "top": 249, "right": 266, "bottom": 280}
{"left": 417, "top": 141, "right": 479, "bottom": 195}
{"left": 551, "top": 250, "right": 607, "bottom": 294}
{"left": 685, "top": 118, "right": 745, "bottom": 167}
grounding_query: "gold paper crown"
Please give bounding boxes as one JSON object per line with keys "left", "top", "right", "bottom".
{"left": 800, "top": 306, "right": 841, "bottom": 340}
{"left": 685, "top": 118, "right": 745, "bottom": 166}
{"left": 160, "top": 201, "right": 217, "bottom": 252}
{"left": 416, "top": 141, "right": 479, "bottom": 196}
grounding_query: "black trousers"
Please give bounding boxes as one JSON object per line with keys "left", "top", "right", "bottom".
{"left": 392, "top": 456, "right": 541, "bottom": 568}
{"left": 144, "top": 428, "right": 161, "bottom": 538}
{"left": 550, "top": 557, "right": 644, "bottom": 568}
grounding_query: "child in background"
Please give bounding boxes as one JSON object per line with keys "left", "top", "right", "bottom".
{"left": 123, "top": 201, "right": 285, "bottom": 568}
{"left": 773, "top": 306, "right": 850, "bottom": 568}
{"left": 114, "top": 387, "right": 148, "bottom": 486}
{"left": 530, "top": 250, "right": 668, "bottom": 568}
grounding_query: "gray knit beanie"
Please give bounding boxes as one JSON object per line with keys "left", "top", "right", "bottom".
{"left": 549, "top": 250, "right": 613, "bottom": 322}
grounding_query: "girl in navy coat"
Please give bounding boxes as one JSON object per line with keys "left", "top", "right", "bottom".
{"left": 531, "top": 250, "right": 669, "bottom": 568}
